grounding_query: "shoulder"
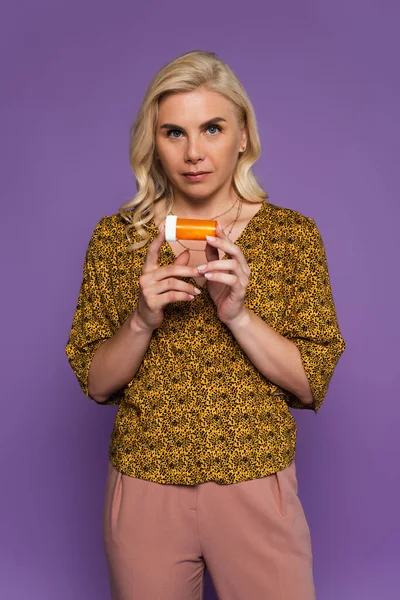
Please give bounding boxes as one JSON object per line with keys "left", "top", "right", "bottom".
{"left": 265, "top": 201, "right": 320, "bottom": 244}
{"left": 89, "top": 213, "right": 127, "bottom": 242}
{"left": 87, "top": 212, "right": 131, "bottom": 256}
{"left": 265, "top": 201, "right": 315, "bottom": 229}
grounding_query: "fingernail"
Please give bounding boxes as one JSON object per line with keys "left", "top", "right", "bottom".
{"left": 194, "top": 287, "right": 201, "bottom": 294}
{"left": 204, "top": 272, "right": 213, "bottom": 278}
{"left": 197, "top": 264, "right": 207, "bottom": 272}
{"left": 216, "top": 222, "right": 223, "bottom": 233}
{"left": 159, "top": 224, "right": 165, "bottom": 233}
{"left": 206, "top": 235, "right": 216, "bottom": 242}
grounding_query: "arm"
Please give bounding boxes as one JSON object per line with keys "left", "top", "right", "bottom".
{"left": 279, "top": 217, "right": 346, "bottom": 412}
{"left": 202, "top": 217, "right": 345, "bottom": 412}
{"left": 224, "top": 308, "right": 313, "bottom": 405}
{"left": 87, "top": 313, "right": 153, "bottom": 404}
{"left": 65, "top": 217, "right": 138, "bottom": 405}
{"left": 65, "top": 217, "right": 127, "bottom": 405}
{"left": 65, "top": 219, "right": 200, "bottom": 404}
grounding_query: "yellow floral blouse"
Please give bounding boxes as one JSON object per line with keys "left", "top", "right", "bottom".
{"left": 65, "top": 201, "right": 345, "bottom": 485}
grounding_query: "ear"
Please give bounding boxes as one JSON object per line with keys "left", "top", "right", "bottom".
{"left": 239, "top": 128, "right": 248, "bottom": 153}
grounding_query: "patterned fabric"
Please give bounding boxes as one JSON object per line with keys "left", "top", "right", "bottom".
{"left": 65, "top": 201, "right": 345, "bottom": 485}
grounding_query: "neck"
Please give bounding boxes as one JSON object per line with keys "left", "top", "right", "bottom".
{"left": 167, "top": 194, "right": 239, "bottom": 220}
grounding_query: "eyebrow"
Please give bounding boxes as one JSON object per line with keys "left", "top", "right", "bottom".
{"left": 159, "top": 117, "right": 227, "bottom": 131}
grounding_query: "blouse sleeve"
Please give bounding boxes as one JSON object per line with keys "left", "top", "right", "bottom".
{"left": 282, "top": 217, "right": 346, "bottom": 413}
{"left": 65, "top": 217, "right": 125, "bottom": 406}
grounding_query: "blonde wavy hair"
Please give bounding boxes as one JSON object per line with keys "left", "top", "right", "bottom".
{"left": 119, "top": 49, "right": 268, "bottom": 251}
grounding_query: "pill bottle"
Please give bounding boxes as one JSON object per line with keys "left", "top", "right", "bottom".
{"left": 165, "top": 215, "right": 217, "bottom": 241}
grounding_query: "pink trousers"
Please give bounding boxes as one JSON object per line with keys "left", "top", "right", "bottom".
{"left": 102, "top": 459, "right": 316, "bottom": 600}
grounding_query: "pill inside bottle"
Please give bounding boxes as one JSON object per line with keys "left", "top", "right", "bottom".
{"left": 165, "top": 215, "right": 217, "bottom": 241}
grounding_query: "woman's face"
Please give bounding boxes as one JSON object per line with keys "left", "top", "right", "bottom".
{"left": 154, "top": 88, "right": 247, "bottom": 201}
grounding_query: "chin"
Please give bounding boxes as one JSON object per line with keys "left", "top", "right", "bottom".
{"left": 176, "top": 183, "right": 214, "bottom": 195}
{"left": 184, "top": 189, "right": 216, "bottom": 200}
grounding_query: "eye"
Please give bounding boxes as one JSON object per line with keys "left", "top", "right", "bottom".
{"left": 167, "top": 129, "right": 183, "bottom": 139}
{"left": 207, "top": 124, "right": 222, "bottom": 135}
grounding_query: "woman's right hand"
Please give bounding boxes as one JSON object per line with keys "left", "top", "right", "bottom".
{"left": 133, "top": 224, "right": 201, "bottom": 331}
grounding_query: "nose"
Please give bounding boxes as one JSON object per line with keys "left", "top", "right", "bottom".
{"left": 184, "top": 134, "right": 204, "bottom": 163}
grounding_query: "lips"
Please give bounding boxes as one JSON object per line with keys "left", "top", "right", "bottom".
{"left": 183, "top": 172, "right": 211, "bottom": 182}
{"left": 183, "top": 172, "right": 210, "bottom": 175}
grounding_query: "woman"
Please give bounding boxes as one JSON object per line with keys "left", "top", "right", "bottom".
{"left": 65, "top": 50, "right": 345, "bottom": 600}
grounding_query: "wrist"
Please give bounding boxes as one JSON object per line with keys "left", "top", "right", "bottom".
{"left": 223, "top": 306, "right": 251, "bottom": 330}
{"left": 128, "top": 311, "right": 155, "bottom": 335}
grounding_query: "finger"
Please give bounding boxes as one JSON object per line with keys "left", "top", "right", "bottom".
{"left": 152, "top": 290, "right": 198, "bottom": 309}
{"left": 198, "top": 259, "right": 249, "bottom": 288}
{"left": 146, "top": 277, "right": 201, "bottom": 297}
{"left": 204, "top": 272, "right": 242, "bottom": 290}
{"left": 205, "top": 270, "right": 248, "bottom": 290}
{"left": 208, "top": 224, "right": 250, "bottom": 274}
{"left": 197, "top": 259, "right": 239, "bottom": 273}
{"left": 205, "top": 239, "right": 219, "bottom": 263}
{"left": 174, "top": 248, "right": 190, "bottom": 266}
{"left": 206, "top": 233, "right": 238, "bottom": 257}
{"left": 142, "top": 225, "right": 166, "bottom": 274}
{"left": 148, "top": 263, "right": 200, "bottom": 283}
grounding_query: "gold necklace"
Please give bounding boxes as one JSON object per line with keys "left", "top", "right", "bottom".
{"left": 167, "top": 194, "right": 239, "bottom": 220}
{"left": 173, "top": 198, "right": 243, "bottom": 252}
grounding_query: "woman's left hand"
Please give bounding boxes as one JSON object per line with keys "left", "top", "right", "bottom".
{"left": 197, "top": 222, "right": 251, "bottom": 325}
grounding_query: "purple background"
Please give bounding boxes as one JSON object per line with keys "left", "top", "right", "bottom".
{"left": 1, "top": 0, "right": 399, "bottom": 598}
